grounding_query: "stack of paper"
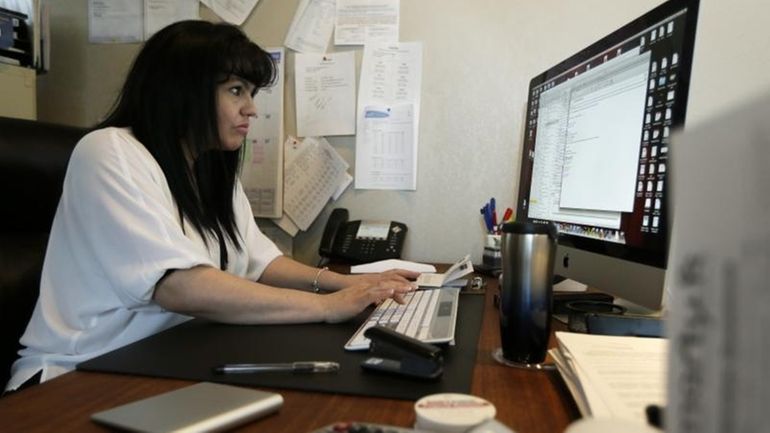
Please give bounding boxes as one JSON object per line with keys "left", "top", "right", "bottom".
{"left": 549, "top": 332, "right": 668, "bottom": 423}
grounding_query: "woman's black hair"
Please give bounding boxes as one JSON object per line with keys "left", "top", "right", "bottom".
{"left": 98, "top": 20, "right": 276, "bottom": 268}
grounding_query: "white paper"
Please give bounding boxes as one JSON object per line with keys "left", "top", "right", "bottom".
{"left": 241, "top": 48, "right": 285, "bottom": 218}
{"left": 355, "top": 42, "right": 422, "bottom": 190}
{"left": 332, "top": 172, "right": 353, "bottom": 201}
{"left": 350, "top": 259, "right": 436, "bottom": 274}
{"left": 283, "top": 136, "right": 349, "bottom": 231}
{"left": 284, "top": 0, "right": 335, "bottom": 54}
{"left": 143, "top": 0, "right": 198, "bottom": 40}
{"left": 201, "top": 0, "right": 259, "bottom": 25}
{"left": 88, "top": 0, "right": 143, "bottom": 43}
{"left": 555, "top": 332, "right": 667, "bottom": 423}
{"left": 295, "top": 51, "right": 356, "bottom": 137}
{"left": 666, "top": 95, "right": 770, "bottom": 433}
{"left": 335, "top": 0, "right": 399, "bottom": 46}
{"left": 417, "top": 255, "right": 473, "bottom": 287}
{"left": 270, "top": 136, "right": 304, "bottom": 237}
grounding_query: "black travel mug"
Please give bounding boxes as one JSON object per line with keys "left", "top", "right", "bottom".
{"left": 498, "top": 221, "right": 557, "bottom": 366}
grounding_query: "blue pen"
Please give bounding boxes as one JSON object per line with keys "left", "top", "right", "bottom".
{"left": 480, "top": 204, "right": 492, "bottom": 233}
{"left": 490, "top": 198, "right": 497, "bottom": 228}
{"left": 484, "top": 204, "right": 493, "bottom": 233}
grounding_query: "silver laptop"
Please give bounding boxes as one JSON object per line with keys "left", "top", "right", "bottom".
{"left": 344, "top": 287, "right": 460, "bottom": 351}
{"left": 91, "top": 382, "right": 283, "bottom": 433}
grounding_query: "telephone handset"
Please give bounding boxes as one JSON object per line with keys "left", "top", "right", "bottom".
{"left": 319, "top": 208, "right": 407, "bottom": 264}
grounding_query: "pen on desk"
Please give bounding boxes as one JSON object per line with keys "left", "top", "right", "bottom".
{"left": 213, "top": 361, "right": 340, "bottom": 374}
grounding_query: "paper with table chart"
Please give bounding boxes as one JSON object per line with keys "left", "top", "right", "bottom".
{"left": 355, "top": 42, "right": 422, "bottom": 190}
{"left": 416, "top": 255, "right": 473, "bottom": 288}
{"left": 549, "top": 332, "right": 667, "bottom": 424}
{"left": 280, "top": 136, "right": 351, "bottom": 232}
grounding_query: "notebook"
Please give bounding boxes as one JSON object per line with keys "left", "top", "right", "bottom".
{"left": 344, "top": 287, "right": 460, "bottom": 351}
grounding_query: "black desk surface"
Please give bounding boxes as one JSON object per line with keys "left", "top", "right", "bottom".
{"left": 78, "top": 294, "right": 485, "bottom": 401}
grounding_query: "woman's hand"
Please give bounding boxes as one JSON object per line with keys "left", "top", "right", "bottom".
{"left": 321, "top": 270, "right": 418, "bottom": 323}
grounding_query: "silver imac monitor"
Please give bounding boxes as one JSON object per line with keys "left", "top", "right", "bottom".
{"left": 515, "top": 0, "right": 700, "bottom": 310}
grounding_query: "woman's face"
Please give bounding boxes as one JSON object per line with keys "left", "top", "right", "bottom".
{"left": 216, "top": 76, "right": 257, "bottom": 151}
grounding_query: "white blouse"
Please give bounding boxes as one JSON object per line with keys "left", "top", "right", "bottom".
{"left": 6, "top": 127, "right": 282, "bottom": 390}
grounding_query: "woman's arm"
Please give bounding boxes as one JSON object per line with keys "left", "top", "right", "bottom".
{"left": 257, "top": 256, "right": 420, "bottom": 293}
{"left": 153, "top": 263, "right": 416, "bottom": 324}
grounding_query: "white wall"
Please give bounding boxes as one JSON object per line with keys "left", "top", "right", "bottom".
{"left": 35, "top": 0, "right": 770, "bottom": 266}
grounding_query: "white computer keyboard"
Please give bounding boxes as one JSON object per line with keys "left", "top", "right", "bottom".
{"left": 344, "top": 289, "right": 449, "bottom": 351}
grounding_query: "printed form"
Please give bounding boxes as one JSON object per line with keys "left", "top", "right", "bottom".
{"left": 355, "top": 42, "right": 422, "bottom": 190}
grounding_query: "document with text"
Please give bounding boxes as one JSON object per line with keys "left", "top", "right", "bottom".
{"left": 552, "top": 332, "right": 668, "bottom": 423}
{"left": 295, "top": 51, "right": 356, "bottom": 137}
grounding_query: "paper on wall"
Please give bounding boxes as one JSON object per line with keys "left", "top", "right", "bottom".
{"left": 143, "top": 0, "right": 198, "bottom": 40}
{"left": 282, "top": 136, "right": 349, "bottom": 231}
{"left": 200, "top": 0, "right": 259, "bottom": 26}
{"left": 295, "top": 51, "right": 356, "bottom": 137}
{"left": 242, "top": 48, "right": 285, "bottom": 218}
{"left": 355, "top": 42, "right": 422, "bottom": 190}
{"left": 334, "top": 0, "right": 399, "bottom": 46}
{"left": 284, "top": 0, "right": 335, "bottom": 53}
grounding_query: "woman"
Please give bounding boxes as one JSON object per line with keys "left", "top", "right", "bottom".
{"left": 5, "top": 20, "right": 417, "bottom": 391}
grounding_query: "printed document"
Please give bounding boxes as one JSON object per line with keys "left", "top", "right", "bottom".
{"left": 88, "top": 0, "right": 143, "bottom": 43}
{"left": 88, "top": 0, "right": 198, "bottom": 43}
{"left": 295, "top": 51, "right": 356, "bottom": 137}
{"left": 241, "top": 48, "right": 284, "bottom": 218}
{"left": 552, "top": 332, "right": 667, "bottom": 423}
{"left": 355, "top": 42, "right": 422, "bottom": 190}
{"left": 284, "top": 0, "right": 335, "bottom": 53}
{"left": 335, "top": 0, "right": 399, "bottom": 46}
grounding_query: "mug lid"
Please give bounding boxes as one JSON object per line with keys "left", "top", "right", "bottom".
{"left": 501, "top": 221, "right": 558, "bottom": 238}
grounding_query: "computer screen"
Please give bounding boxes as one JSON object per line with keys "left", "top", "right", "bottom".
{"left": 515, "top": 0, "right": 700, "bottom": 310}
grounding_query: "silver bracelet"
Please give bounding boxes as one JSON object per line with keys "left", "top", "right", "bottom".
{"left": 312, "top": 267, "right": 329, "bottom": 293}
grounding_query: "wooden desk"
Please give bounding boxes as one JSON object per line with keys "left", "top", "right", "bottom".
{"left": 0, "top": 281, "right": 580, "bottom": 433}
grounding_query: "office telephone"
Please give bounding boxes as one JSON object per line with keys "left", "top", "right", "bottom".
{"left": 319, "top": 208, "right": 407, "bottom": 264}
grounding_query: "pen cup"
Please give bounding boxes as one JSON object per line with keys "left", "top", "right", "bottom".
{"left": 482, "top": 234, "right": 502, "bottom": 270}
